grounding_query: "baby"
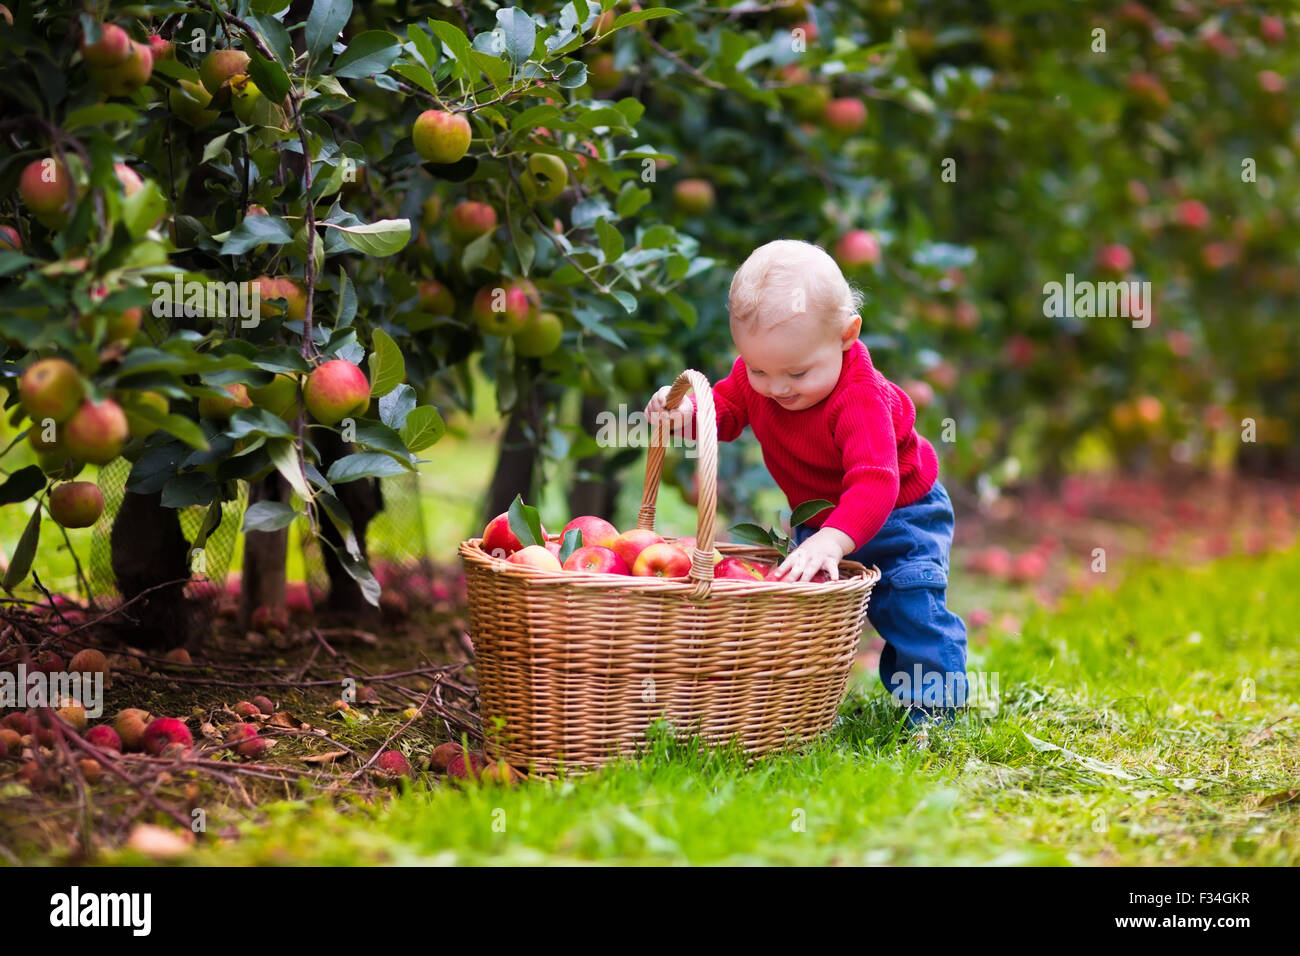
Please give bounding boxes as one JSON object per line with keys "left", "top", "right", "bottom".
{"left": 645, "top": 239, "right": 968, "bottom": 728}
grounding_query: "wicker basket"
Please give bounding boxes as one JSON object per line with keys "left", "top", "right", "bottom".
{"left": 459, "top": 369, "right": 879, "bottom": 773}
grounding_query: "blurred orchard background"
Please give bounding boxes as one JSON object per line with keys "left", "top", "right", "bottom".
{"left": 1, "top": 0, "right": 1299, "bottom": 863}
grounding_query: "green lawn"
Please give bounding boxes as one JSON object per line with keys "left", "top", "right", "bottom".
{"left": 107, "top": 541, "right": 1300, "bottom": 866}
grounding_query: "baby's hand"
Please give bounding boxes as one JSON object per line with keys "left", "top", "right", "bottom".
{"left": 645, "top": 384, "right": 695, "bottom": 432}
{"left": 769, "top": 527, "right": 854, "bottom": 583}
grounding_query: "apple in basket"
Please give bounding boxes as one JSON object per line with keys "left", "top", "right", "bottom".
{"left": 561, "top": 515, "right": 619, "bottom": 549}
{"left": 632, "top": 542, "right": 692, "bottom": 578}
{"left": 673, "top": 536, "right": 724, "bottom": 565}
{"left": 610, "top": 529, "right": 664, "bottom": 570}
{"left": 506, "top": 545, "right": 562, "bottom": 571}
{"left": 715, "top": 557, "right": 771, "bottom": 581}
{"left": 562, "top": 545, "right": 630, "bottom": 575}
{"left": 481, "top": 512, "right": 548, "bottom": 558}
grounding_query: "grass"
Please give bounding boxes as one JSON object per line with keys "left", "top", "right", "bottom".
{"left": 102, "top": 540, "right": 1300, "bottom": 866}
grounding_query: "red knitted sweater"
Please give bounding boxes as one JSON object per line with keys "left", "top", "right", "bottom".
{"left": 695, "top": 339, "right": 938, "bottom": 550}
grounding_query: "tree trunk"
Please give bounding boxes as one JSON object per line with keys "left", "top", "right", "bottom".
{"left": 484, "top": 382, "right": 543, "bottom": 524}
{"left": 567, "top": 395, "right": 622, "bottom": 520}
{"left": 239, "top": 473, "right": 289, "bottom": 631}
{"left": 109, "top": 490, "right": 195, "bottom": 649}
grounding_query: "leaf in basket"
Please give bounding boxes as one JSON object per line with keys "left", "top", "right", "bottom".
{"left": 791, "top": 498, "right": 835, "bottom": 527}
{"left": 506, "top": 494, "right": 545, "bottom": 547}
{"left": 558, "top": 528, "right": 582, "bottom": 563}
{"left": 729, "top": 522, "right": 777, "bottom": 548}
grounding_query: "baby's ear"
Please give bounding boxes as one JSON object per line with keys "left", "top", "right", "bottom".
{"left": 842, "top": 313, "right": 862, "bottom": 347}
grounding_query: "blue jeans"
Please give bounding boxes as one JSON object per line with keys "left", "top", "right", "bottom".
{"left": 794, "top": 480, "right": 968, "bottom": 718}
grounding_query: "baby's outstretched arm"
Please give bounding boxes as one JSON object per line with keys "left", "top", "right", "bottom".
{"left": 770, "top": 526, "right": 856, "bottom": 582}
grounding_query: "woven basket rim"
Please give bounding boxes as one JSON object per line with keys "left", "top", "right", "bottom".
{"left": 460, "top": 536, "right": 880, "bottom": 593}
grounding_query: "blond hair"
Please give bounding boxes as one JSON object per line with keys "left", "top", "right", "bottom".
{"left": 728, "top": 239, "right": 863, "bottom": 332}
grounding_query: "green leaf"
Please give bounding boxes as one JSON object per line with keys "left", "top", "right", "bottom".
{"left": 352, "top": 420, "right": 413, "bottom": 463}
{"left": 229, "top": 407, "right": 296, "bottom": 440}
{"left": 220, "top": 214, "right": 294, "bottom": 255}
{"left": 408, "top": 25, "right": 441, "bottom": 72}
{"left": 161, "top": 472, "right": 218, "bottom": 509}
{"left": 496, "top": 7, "right": 537, "bottom": 67}
{"left": 399, "top": 405, "right": 445, "bottom": 452}
{"left": 506, "top": 493, "right": 545, "bottom": 548}
{"left": 367, "top": 328, "right": 405, "bottom": 398}
{"left": 0, "top": 466, "right": 46, "bottom": 506}
{"left": 122, "top": 180, "right": 167, "bottom": 239}
{"left": 460, "top": 230, "right": 495, "bottom": 272}
{"left": 201, "top": 133, "right": 233, "bottom": 164}
{"left": 66, "top": 104, "right": 137, "bottom": 131}
{"left": 391, "top": 61, "right": 437, "bottom": 95}
{"left": 151, "top": 412, "right": 213, "bottom": 452}
{"left": 558, "top": 528, "right": 582, "bottom": 564}
{"left": 427, "top": 18, "right": 479, "bottom": 84}
{"left": 242, "top": 500, "right": 300, "bottom": 532}
{"left": 2, "top": 504, "right": 41, "bottom": 592}
{"left": 268, "top": 438, "right": 311, "bottom": 499}
{"left": 248, "top": 51, "right": 291, "bottom": 104}
{"left": 612, "top": 8, "right": 679, "bottom": 29}
{"left": 378, "top": 383, "right": 417, "bottom": 429}
{"left": 333, "top": 31, "right": 402, "bottom": 79}
{"left": 306, "top": 0, "right": 354, "bottom": 63}
{"left": 596, "top": 217, "right": 625, "bottom": 263}
{"left": 791, "top": 498, "right": 836, "bottom": 526}
{"left": 326, "top": 452, "right": 409, "bottom": 484}
{"left": 327, "top": 218, "right": 411, "bottom": 256}
{"left": 665, "top": 290, "right": 696, "bottom": 329}
{"left": 729, "top": 522, "right": 777, "bottom": 548}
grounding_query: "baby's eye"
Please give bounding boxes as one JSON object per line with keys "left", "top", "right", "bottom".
{"left": 791, "top": 371, "right": 807, "bottom": 379}
{"left": 752, "top": 370, "right": 765, "bottom": 377}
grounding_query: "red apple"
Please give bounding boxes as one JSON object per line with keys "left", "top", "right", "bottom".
{"left": 416, "top": 279, "right": 455, "bottom": 315}
{"left": 481, "top": 512, "right": 547, "bottom": 558}
{"left": 715, "top": 557, "right": 770, "bottom": 581}
{"left": 506, "top": 545, "right": 562, "bottom": 571}
{"left": 1175, "top": 199, "right": 1210, "bottom": 231}
{"left": 562, "top": 545, "right": 630, "bottom": 575}
{"left": 610, "top": 529, "right": 665, "bottom": 570}
{"left": 472, "top": 281, "right": 540, "bottom": 337}
{"left": 1096, "top": 243, "right": 1133, "bottom": 274}
{"left": 80, "top": 23, "right": 133, "bottom": 67}
{"left": 823, "top": 97, "right": 867, "bottom": 134}
{"left": 19, "top": 357, "right": 84, "bottom": 423}
{"left": 672, "top": 179, "right": 715, "bottom": 215}
{"left": 413, "top": 110, "right": 472, "bottom": 164}
{"left": 63, "top": 399, "right": 129, "bottom": 464}
{"left": 448, "top": 201, "right": 498, "bottom": 242}
{"left": 19, "top": 158, "right": 74, "bottom": 228}
{"left": 632, "top": 542, "right": 692, "bottom": 578}
{"left": 304, "top": 359, "right": 370, "bottom": 425}
{"left": 834, "top": 229, "right": 881, "bottom": 268}
{"left": 561, "top": 515, "right": 619, "bottom": 549}
{"left": 49, "top": 481, "right": 105, "bottom": 528}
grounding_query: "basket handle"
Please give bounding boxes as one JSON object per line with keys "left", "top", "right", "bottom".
{"left": 637, "top": 369, "right": 718, "bottom": 598}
